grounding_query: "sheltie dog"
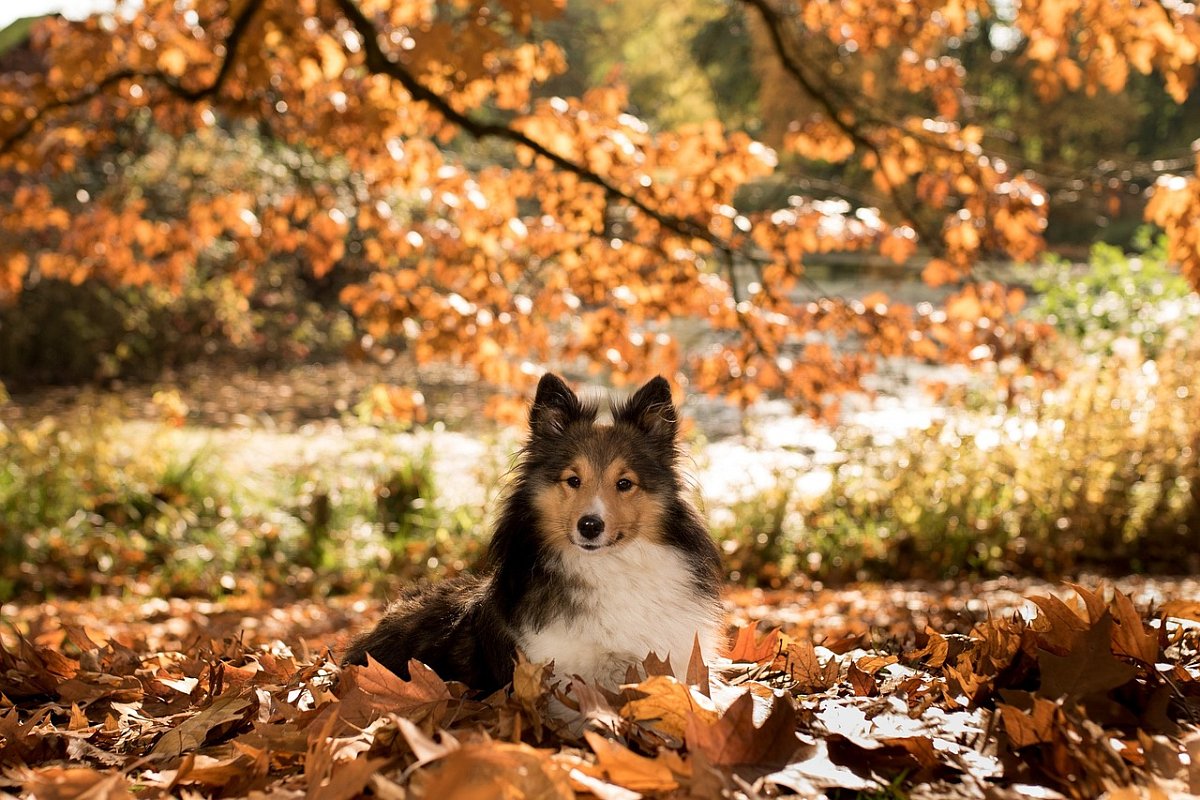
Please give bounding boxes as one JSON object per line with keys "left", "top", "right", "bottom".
{"left": 342, "top": 372, "right": 725, "bottom": 691}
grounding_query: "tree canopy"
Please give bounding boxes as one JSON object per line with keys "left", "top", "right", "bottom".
{"left": 1, "top": 0, "right": 1198, "bottom": 415}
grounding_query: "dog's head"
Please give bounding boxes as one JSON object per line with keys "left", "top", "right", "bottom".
{"left": 523, "top": 373, "right": 681, "bottom": 553}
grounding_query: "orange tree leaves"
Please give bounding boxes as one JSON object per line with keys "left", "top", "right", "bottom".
{"left": 1, "top": 0, "right": 1199, "bottom": 411}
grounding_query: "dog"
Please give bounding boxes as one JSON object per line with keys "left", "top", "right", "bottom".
{"left": 342, "top": 372, "right": 725, "bottom": 691}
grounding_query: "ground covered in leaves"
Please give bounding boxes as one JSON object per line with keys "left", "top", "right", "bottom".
{"left": 3, "top": 580, "right": 1200, "bottom": 799}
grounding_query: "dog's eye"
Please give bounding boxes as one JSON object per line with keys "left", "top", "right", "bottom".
{"left": 565, "top": 476, "right": 582, "bottom": 489}
{"left": 616, "top": 477, "right": 634, "bottom": 492}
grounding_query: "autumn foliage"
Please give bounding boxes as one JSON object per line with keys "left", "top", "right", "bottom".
{"left": 3, "top": 585, "right": 1199, "bottom": 797}
{"left": 1, "top": 0, "right": 1198, "bottom": 412}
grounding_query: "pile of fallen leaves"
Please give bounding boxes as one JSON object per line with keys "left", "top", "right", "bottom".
{"left": 2, "top": 586, "right": 1199, "bottom": 799}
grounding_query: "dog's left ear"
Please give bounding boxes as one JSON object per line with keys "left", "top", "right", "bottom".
{"left": 615, "top": 376, "right": 677, "bottom": 443}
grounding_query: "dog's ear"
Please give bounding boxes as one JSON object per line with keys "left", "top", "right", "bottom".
{"left": 529, "top": 373, "right": 585, "bottom": 437}
{"left": 615, "top": 376, "right": 677, "bottom": 443}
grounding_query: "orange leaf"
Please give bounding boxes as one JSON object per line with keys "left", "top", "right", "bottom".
{"left": 728, "top": 625, "right": 782, "bottom": 664}
{"left": 582, "top": 731, "right": 679, "bottom": 793}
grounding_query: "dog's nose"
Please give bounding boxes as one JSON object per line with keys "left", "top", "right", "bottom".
{"left": 577, "top": 515, "right": 605, "bottom": 539}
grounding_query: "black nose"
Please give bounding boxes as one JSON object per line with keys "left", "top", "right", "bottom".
{"left": 577, "top": 515, "right": 605, "bottom": 539}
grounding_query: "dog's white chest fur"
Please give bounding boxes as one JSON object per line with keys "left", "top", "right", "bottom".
{"left": 517, "top": 539, "right": 723, "bottom": 685}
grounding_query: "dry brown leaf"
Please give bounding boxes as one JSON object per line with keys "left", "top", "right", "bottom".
{"left": 1029, "top": 593, "right": 1091, "bottom": 654}
{"left": 998, "top": 697, "right": 1059, "bottom": 749}
{"left": 906, "top": 628, "right": 949, "bottom": 668}
{"left": 335, "top": 656, "right": 458, "bottom": 731}
{"left": 411, "top": 741, "right": 574, "bottom": 800}
{"left": 847, "top": 662, "right": 878, "bottom": 697}
{"left": 775, "top": 639, "right": 838, "bottom": 693}
{"left": 684, "top": 691, "right": 799, "bottom": 768}
{"left": 24, "top": 767, "right": 133, "bottom": 800}
{"left": 1038, "top": 614, "right": 1136, "bottom": 700}
{"left": 854, "top": 654, "right": 897, "bottom": 676}
{"left": 685, "top": 635, "right": 711, "bottom": 697}
{"left": 1110, "top": 591, "right": 1159, "bottom": 666}
{"left": 148, "top": 692, "right": 254, "bottom": 761}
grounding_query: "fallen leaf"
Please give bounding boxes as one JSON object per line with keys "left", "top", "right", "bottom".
{"left": 906, "top": 628, "right": 949, "bottom": 668}
{"left": 848, "top": 662, "right": 878, "bottom": 697}
{"left": 776, "top": 639, "right": 838, "bottom": 693}
{"left": 854, "top": 654, "right": 897, "bottom": 675}
{"left": 24, "top": 767, "right": 132, "bottom": 800}
{"left": 1029, "top": 593, "right": 1090, "bottom": 654}
{"left": 686, "top": 635, "right": 710, "bottom": 696}
{"left": 412, "top": 741, "right": 574, "bottom": 800}
{"left": 684, "top": 691, "right": 799, "bottom": 768}
{"left": 1038, "top": 614, "right": 1136, "bottom": 700}
{"left": 621, "top": 674, "right": 717, "bottom": 739}
{"left": 336, "top": 657, "right": 459, "bottom": 731}
{"left": 998, "top": 696, "right": 1059, "bottom": 749}
{"left": 1110, "top": 590, "right": 1159, "bottom": 666}
{"left": 1161, "top": 599, "right": 1200, "bottom": 623}
{"left": 728, "top": 625, "right": 781, "bottom": 664}
{"left": 583, "top": 731, "right": 679, "bottom": 792}
{"left": 1066, "top": 583, "right": 1109, "bottom": 623}
{"left": 149, "top": 692, "right": 254, "bottom": 761}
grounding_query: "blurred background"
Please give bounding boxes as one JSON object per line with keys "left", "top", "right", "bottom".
{"left": 1, "top": 0, "right": 1199, "bottom": 605}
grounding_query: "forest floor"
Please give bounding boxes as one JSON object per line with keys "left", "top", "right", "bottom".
{"left": 3, "top": 575, "right": 1200, "bottom": 799}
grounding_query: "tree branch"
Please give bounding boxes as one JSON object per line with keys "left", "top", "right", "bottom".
{"left": 331, "top": 0, "right": 731, "bottom": 250}
{"left": 0, "top": 0, "right": 263, "bottom": 156}
{"left": 739, "top": 0, "right": 944, "bottom": 251}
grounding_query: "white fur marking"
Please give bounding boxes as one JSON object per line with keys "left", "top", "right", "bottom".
{"left": 585, "top": 496, "right": 607, "bottom": 517}
{"left": 518, "top": 539, "right": 723, "bottom": 686}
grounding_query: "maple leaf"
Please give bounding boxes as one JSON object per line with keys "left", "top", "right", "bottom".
{"left": 727, "top": 625, "right": 782, "bottom": 664}
{"left": 0, "top": 708, "right": 65, "bottom": 765}
{"left": 1109, "top": 590, "right": 1159, "bottom": 666}
{"left": 1037, "top": 614, "right": 1137, "bottom": 700}
{"left": 1029, "top": 592, "right": 1091, "bottom": 655}
{"left": 775, "top": 639, "right": 839, "bottom": 693}
{"left": 335, "top": 656, "right": 462, "bottom": 732}
{"left": 684, "top": 690, "right": 799, "bottom": 769}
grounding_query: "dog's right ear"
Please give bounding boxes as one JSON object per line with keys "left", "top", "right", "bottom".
{"left": 529, "top": 373, "right": 584, "bottom": 437}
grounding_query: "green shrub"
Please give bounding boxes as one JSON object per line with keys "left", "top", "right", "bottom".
{"left": 0, "top": 407, "right": 250, "bottom": 598}
{"left": 0, "top": 407, "right": 494, "bottom": 601}
{"left": 718, "top": 334, "right": 1200, "bottom": 583}
{"left": 1028, "top": 231, "right": 1199, "bottom": 359}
